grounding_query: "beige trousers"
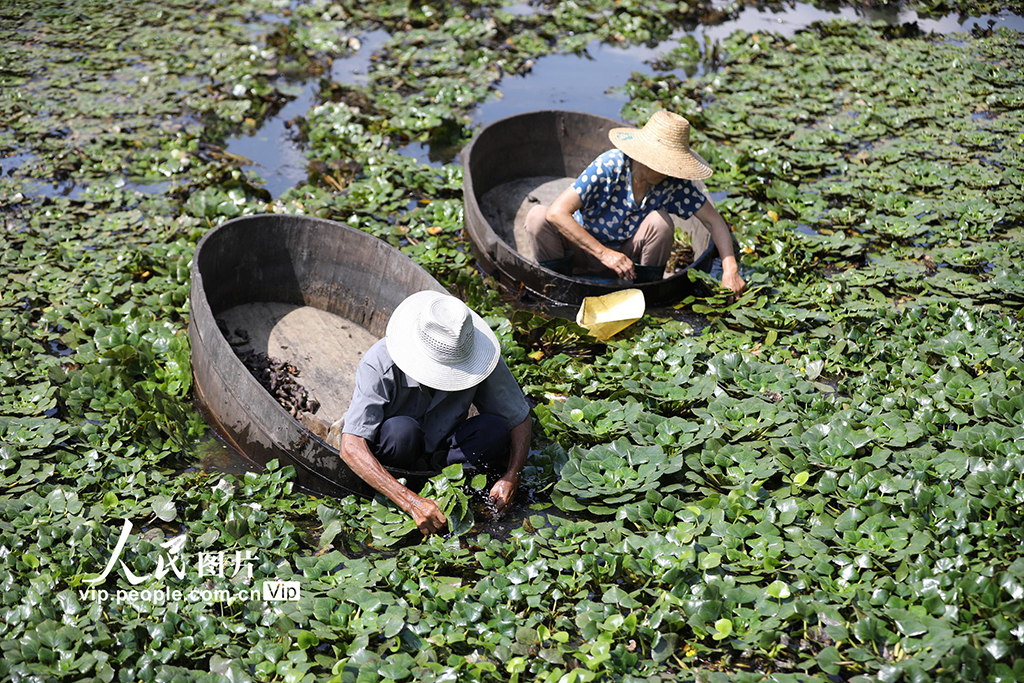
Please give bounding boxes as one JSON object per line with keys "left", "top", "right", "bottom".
{"left": 525, "top": 205, "right": 674, "bottom": 274}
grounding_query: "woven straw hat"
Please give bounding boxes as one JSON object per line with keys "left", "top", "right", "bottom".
{"left": 385, "top": 291, "right": 500, "bottom": 392}
{"left": 608, "top": 111, "right": 713, "bottom": 180}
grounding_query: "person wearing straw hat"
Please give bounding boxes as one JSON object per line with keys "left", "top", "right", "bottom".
{"left": 337, "top": 291, "right": 532, "bottom": 535}
{"left": 526, "top": 110, "right": 746, "bottom": 293}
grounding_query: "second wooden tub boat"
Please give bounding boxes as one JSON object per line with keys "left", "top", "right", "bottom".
{"left": 188, "top": 214, "right": 446, "bottom": 499}
{"left": 462, "top": 110, "right": 718, "bottom": 307}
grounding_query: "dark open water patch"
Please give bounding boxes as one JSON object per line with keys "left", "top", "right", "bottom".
{"left": 223, "top": 29, "right": 390, "bottom": 197}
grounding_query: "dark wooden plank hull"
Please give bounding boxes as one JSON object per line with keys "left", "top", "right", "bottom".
{"left": 188, "top": 214, "right": 446, "bottom": 499}
{"left": 462, "top": 109, "right": 717, "bottom": 306}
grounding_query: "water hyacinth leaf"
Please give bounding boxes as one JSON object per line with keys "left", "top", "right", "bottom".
{"left": 712, "top": 618, "right": 733, "bottom": 640}
{"left": 151, "top": 496, "right": 176, "bottom": 522}
{"left": 700, "top": 552, "right": 722, "bottom": 570}
{"left": 553, "top": 439, "right": 682, "bottom": 514}
{"left": 602, "top": 585, "right": 641, "bottom": 609}
{"left": 892, "top": 612, "right": 928, "bottom": 638}
{"left": 319, "top": 519, "right": 343, "bottom": 549}
{"left": 506, "top": 657, "right": 527, "bottom": 676}
{"left": 766, "top": 581, "right": 791, "bottom": 599}
{"left": 835, "top": 507, "right": 866, "bottom": 532}
{"left": 377, "top": 658, "right": 412, "bottom": 682}
{"left": 651, "top": 632, "right": 678, "bottom": 663}
{"left": 295, "top": 631, "right": 318, "bottom": 649}
{"left": 816, "top": 646, "right": 842, "bottom": 675}
{"left": 854, "top": 617, "right": 883, "bottom": 643}
{"left": 550, "top": 490, "right": 587, "bottom": 512}
{"left": 984, "top": 638, "right": 1010, "bottom": 660}
{"left": 803, "top": 360, "right": 825, "bottom": 381}
{"left": 196, "top": 528, "right": 219, "bottom": 548}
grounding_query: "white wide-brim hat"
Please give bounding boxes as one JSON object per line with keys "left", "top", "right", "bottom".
{"left": 386, "top": 291, "right": 500, "bottom": 392}
{"left": 608, "top": 110, "right": 713, "bottom": 180}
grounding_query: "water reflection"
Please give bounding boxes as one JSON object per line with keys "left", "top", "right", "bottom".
{"left": 227, "top": 3, "right": 1023, "bottom": 193}
{"left": 698, "top": 2, "right": 1022, "bottom": 40}
{"left": 329, "top": 29, "right": 390, "bottom": 85}
{"left": 223, "top": 30, "right": 390, "bottom": 198}
{"left": 472, "top": 41, "right": 691, "bottom": 127}
{"left": 402, "top": 2, "right": 1024, "bottom": 164}
{"left": 0, "top": 152, "right": 35, "bottom": 176}
{"left": 194, "top": 426, "right": 261, "bottom": 478}
{"left": 222, "top": 78, "right": 314, "bottom": 199}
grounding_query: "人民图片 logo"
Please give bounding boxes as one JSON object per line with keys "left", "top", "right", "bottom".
{"left": 79, "top": 519, "right": 300, "bottom": 605}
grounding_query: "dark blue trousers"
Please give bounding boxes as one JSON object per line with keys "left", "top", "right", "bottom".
{"left": 372, "top": 414, "right": 510, "bottom": 471}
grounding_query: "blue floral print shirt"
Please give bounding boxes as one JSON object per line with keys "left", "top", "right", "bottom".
{"left": 571, "top": 149, "right": 707, "bottom": 244}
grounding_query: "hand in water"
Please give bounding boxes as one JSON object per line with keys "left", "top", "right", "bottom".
{"left": 488, "top": 476, "right": 518, "bottom": 516}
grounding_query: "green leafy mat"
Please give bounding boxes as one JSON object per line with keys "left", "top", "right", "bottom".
{"left": 1, "top": 1, "right": 1023, "bottom": 682}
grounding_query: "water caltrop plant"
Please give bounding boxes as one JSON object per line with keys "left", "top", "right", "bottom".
{"left": 1, "top": 1, "right": 1023, "bottom": 682}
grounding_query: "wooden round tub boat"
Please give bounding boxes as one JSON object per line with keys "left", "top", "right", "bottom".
{"left": 462, "top": 110, "right": 718, "bottom": 307}
{"left": 188, "top": 214, "right": 446, "bottom": 499}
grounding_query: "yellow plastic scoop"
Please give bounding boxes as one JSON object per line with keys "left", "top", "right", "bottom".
{"left": 576, "top": 289, "right": 646, "bottom": 341}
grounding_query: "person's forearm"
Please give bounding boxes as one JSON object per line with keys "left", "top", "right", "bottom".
{"left": 704, "top": 211, "right": 739, "bottom": 274}
{"left": 546, "top": 207, "right": 612, "bottom": 261}
{"left": 503, "top": 416, "right": 531, "bottom": 482}
{"left": 341, "top": 433, "right": 447, "bottom": 534}
{"left": 546, "top": 201, "right": 635, "bottom": 279}
{"left": 720, "top": 252, "right": 740, "bottom": 279}
{"left": 339, "top": 433, "right": 420, "bottom": 512}
{"left": 695, "top": 202, "right": 745, "bottom": 294}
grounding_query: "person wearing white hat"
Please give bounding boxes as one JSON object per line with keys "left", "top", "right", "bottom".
{"left": 526, "top": 110, "right": 746, "bottom": 294}
{"left": 337, "top": 291, "right": 532, "bottom": 535}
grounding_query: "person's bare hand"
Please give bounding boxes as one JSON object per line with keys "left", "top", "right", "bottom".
{"left": 722, "top": 269, "right": 746, "bottom": 296}
{"left": 408, "top": 496, "right": 446, "bottom": 536}
{"left": 599, "top": 249, "right": 635, "bottom": 281}
{"left": 488, "top": 476, "right": 518, "bottom": 516}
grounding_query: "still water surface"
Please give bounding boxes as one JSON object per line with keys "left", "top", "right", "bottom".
{"left": 225, "top": 2, "right": 1024, "bottom": 189}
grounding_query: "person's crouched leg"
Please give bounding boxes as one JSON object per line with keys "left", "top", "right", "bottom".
{"left": 373, "top": 416, "right": 426, "bottom": 469}
{"left": 624, "top": 209, "right": 674, "bottom": 267}
{"left": 443, "top": 414, "right": 510, "bottom": 471}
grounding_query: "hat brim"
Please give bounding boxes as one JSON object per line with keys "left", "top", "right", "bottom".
{"left": 385, "top": 291, "right": 500, "bottom": 392}
{"left": 609, "top": 127, "right": 713, "bottom": 180}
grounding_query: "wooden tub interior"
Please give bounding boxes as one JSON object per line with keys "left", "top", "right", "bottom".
{"left": 215, "top": 302, "right": 378, "bottom": 438}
